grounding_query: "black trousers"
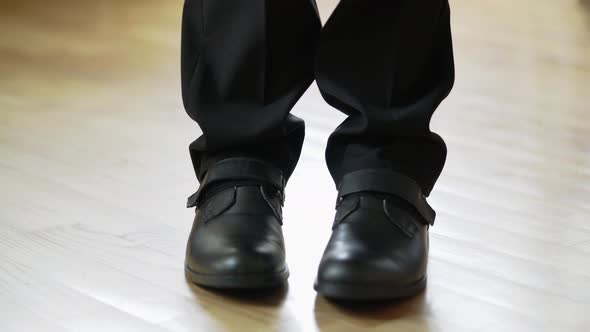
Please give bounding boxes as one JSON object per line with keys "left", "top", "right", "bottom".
{"left": 181, "top": 0, "right": 455, "bottom": 196}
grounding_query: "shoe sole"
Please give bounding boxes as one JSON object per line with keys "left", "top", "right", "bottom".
{"left": 314, "top": 277, "right": 426, "bottom": 301}
{"left": 185, "top": 264, "right": 289, "bottom": 289}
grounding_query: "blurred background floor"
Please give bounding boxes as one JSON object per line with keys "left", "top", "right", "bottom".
{"left": 1, "top": 0, "right": 590, "bottom": 331}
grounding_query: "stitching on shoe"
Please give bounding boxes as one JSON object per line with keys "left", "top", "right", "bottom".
{"left": 199, "top": 187, "right": 237, "bottom": 223}
{"left": 383, "top": 199, "right": 420, "bottom": 238}
{"left": 260, "top": 186, "right": 284, "bottom": 225}
{"left": 332, "top": 196, "right": 360, "bottom": 229}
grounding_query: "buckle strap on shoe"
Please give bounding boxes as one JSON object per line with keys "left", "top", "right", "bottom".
{"left": 337, "top": 169, "right": 435, "bottom": 225}
{"left": 187, "top": 158, "right": 285, "bottom": 208}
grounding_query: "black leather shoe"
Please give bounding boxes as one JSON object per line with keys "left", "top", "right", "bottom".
{"left": 184, "top": 158, "right": 289, "bottom": 289}
{"left": 314, "top": 169, "right": 436, "bottom": 300}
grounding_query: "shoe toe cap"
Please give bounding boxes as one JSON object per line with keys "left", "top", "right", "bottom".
{"left": 187, "top": 240, "right": 286, "bottom": 275}
{"left": 317, "top": 249, "right": 425, "bottom": 287}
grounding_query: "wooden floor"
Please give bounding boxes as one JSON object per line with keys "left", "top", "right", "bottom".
{"left": 1, "top": 0, "right": 590, "bottom": 331}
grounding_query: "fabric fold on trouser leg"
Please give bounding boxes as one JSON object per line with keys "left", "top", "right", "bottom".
{"left": 315, "top": 0, "right": 455, "bottom": 195}
{"left": 180, "top": 0, "right": 322, "bottom": 182}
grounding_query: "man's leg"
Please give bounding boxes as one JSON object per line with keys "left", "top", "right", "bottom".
{"left": 314, "top": 0, "right": 454, "bottom": 299}
{"left": 181, "top": 0, "right": 321, "bottom": 288}
{"left": 181, "top": 0, "right": 321, "bottom": 182}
